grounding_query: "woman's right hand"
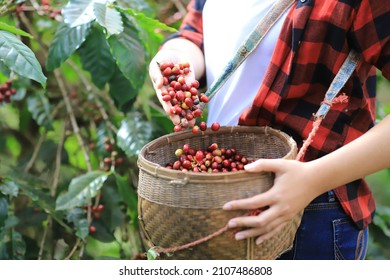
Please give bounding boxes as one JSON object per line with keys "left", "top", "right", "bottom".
{"left": 149, "top": 48, "right": 197, "bottom": 126}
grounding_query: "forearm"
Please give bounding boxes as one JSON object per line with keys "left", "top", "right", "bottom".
{"left": 307, "top": 114, "right": 390, "bottom": 195}
{"left": 160, "top": 38, "right": 205, "bottom": 80}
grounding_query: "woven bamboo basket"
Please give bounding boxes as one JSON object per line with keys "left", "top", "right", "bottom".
{"left": 137, "top": 126, "right": 301, "bottom": 259}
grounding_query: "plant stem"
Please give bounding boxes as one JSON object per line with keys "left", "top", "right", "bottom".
{"left": 53, "top": 69, "right": 92, "bottom": 172}
{"left": 64, "top": 239, "right": 81, "bottom": 260}
{"left": 0, "top": 0, "right": 14, "bottom": 15}
{"left": 38, "top": 123, "right": 66, "bottom": 260}
{"left": 24, "top": 131, "right": 47, "bottom": 173}
{"left": 171, "top": 0, "right": 187, "bottom": 15}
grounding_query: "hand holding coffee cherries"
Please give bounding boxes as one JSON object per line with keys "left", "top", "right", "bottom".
{"left": 149, "top": 50, "right": 220, "bottom": 133}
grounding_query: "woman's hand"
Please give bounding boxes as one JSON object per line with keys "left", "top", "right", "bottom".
{"left": 149, "top": 49, "right": 197, "bottom": 127}
{"left": 222, "top": 158, "right": 320, "bottom": 245}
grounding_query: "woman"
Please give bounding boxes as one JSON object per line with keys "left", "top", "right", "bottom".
{"left": 149, "top": 0, "right": 390, "bottom": 259}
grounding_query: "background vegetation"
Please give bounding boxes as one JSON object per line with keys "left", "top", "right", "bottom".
{"left": 0, "top": 0, "right": 389, "bottom": 260}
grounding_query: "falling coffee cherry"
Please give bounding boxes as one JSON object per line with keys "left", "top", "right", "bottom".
{"left": 211, "top": 122, "right": 221, "bottom": 131}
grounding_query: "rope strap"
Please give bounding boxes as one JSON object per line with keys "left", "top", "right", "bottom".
{"left": 296, "top": 50, "right": 360, "bottom": 161}
{"left": 314, "top": 50, "right": 360, "bottom": 119}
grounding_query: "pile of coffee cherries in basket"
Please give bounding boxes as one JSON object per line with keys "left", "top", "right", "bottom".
{"left": 158, "top": 61, "right": 220, "bottom": 133}
{"left": 165, "top": 142, "right": 255, "bottom": 173}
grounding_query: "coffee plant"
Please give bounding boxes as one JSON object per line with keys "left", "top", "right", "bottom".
{"left": 0, "top": 0, "right": 190, "bottom": 260}
{"left": 0, "top": 0, "right": 389, "bottom": 260}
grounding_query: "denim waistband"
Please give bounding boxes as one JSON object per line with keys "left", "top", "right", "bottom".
{"left": 310, "top": 190, "right": 337, "bottom": 204}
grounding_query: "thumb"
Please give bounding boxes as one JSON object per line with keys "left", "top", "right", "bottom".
{"left": 244, "top": 158, "right": 286, "bottom": 173}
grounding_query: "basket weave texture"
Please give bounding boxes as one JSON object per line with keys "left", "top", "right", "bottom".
{"left": 137, "top": 126, "right": 301, "bottom": 259}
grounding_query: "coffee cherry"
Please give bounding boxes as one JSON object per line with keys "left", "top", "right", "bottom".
{"left": 174, "top": 125, "right": 182, "bottom": 132}
{"left": 175, "top": 148, "right": 183, "bottom": 157}
{"left": 96, "top": 204, "right": 105, "bottom": 212}
{"left": 199, "top": 94, "right": 209, "bottom": 103}
{"left": 192, "top": 125, "right": 200, "bottom": 134}
{"left": 195, "top": 150, "right": 204, "bottom": 162}
{"left": 211, "top": 122, "right": 221, "bottom": 131}
{"left": 208, "top": 143, "right": 218, "bottom": 151}
{"left": 89, "top": 225, "right": 97, "bottom": 233}
{"left": 93, "top": 212, "right": 101, "bottom": 219}
{"left": 199, "top": 121, "right": 207, "bottom": 131}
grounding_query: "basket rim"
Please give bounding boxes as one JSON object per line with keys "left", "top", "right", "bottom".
{"left": 137, "top": 125, "right": 297, "bottom": 182}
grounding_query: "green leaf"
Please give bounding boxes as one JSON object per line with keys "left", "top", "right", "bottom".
{"left": 64, "top": 134, "right": 90, "bottom": 170}
{"left": 0, "top": 178, "right": 19, "bottom": 197}
{"left": 373, "top": 204, "right": 390, "bottom": 238}
{"left": 62, "top": 0, "right": 108, "bottom": 27}
{"left": 94, "top": 2, "right": 124, "bottom": 36}
{"left": 146, "top": 247, "right": 160, "bottom": 260}
{"left": 114, "top": 172, "right": 138, "bottom": 226}
{"left": 11, "top": 178, "right": 72, "bottom": 232}
{"left": 79, "top": 25, "right": 116, "bottom": 89}
{"left": 27, "top": 92, "right": 54, "bottom": 131}
{"left": 118, "top": 7, "right": 177, "bottom": 33}
{"left": 116, "top": 112, "right": 152, "bottom": 158}
{"left": 66, "top": 208, "right": 89, "bottom": 240}
{"left": 46, "top": 22, "right": 91, "bottom": 71}
{"left": 108, "top": 66, "right": 137, "bottom": 112}
{"left": 108, "top": 19, "right": 146, "bottom": 90}
{"left": 56, "top": 171, "right": 110, "bottom": 211}
{"left": 0, "top": 22, "right": 33, "bottom": 38}
{"left": 76, "top": 218, "right": 89, "bottom": 240}
{"left": 0, "top": 31, "right": 46, "bottom": 86}
{"left": 89, "top": 220, "right": 115, "bottom": 242}
{"left": 100, "top": 178, "right": 125, "bottom": 231}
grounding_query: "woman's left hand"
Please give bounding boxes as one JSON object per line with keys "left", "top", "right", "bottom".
{"left": 222, "top": 158, "right": 319, "bottom": 245}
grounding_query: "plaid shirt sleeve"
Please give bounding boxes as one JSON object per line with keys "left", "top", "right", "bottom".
{"left": 165, "top": 0, "right": 206, "bottom": 50}
{"left": 350, "top": 0, "right": 390, "bottom": 80}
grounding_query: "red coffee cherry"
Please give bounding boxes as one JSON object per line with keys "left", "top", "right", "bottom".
{"left": 89, "top": 226, "right": 97, "bottom": 233}
{"left": 211, "top": 122, "right": 221, "bottom": 131}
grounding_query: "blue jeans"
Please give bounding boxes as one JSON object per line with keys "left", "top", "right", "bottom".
{"left": 278, "top": 190, "right": 368, "bottom": 260}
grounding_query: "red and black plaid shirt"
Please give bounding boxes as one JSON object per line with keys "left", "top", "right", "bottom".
{"left": 170, "top": 0, "right": 390, "bottom": 229}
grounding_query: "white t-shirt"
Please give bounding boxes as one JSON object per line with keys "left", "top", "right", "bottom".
{"left": 203, "top": 0, "right": 289, "bottom": 125}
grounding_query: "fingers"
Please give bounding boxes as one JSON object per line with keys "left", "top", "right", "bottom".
{"left": 223, "top": 191, "right": 272, "bottom": 211}
{"left": 149, "top": 57, "right": 165, "bottom": 90}
{"left": 222, "top": 186, "right": 295, "bottom": 244}
{"left": 228, "top": 209, "right": 288, "bottom": 245}
{"left": 244, "top": 158, "right": 285, "bottom": 173}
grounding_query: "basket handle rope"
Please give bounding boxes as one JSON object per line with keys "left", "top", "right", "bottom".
{"left": 144, "top": 208, "right": 264, "bottom": 258}
{"left": 295, "top": 49, "right": 360, "bottom": 161}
